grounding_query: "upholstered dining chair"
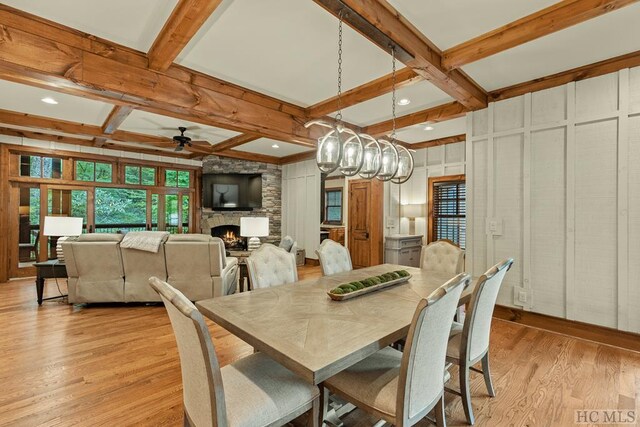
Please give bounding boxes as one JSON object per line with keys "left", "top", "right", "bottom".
{"left": 321, "top": 272, "right": 471, "bottom": 427}
{"left": 420, "top": 239, "right": 465, "bottom": 275}
{"left": 279, "top": 235, "right": 298, "bottom": 255}
{"left": 246, "top": 243, "right": 298, "bottom": 289}
{"left": 445, "top": 258, "right": 514, "bottom": 425}
{"left": 149, "top": 277, "right": 320, "bottom": 427}
{"left": 315, "top": 239, "right": 352, "bottom": 276}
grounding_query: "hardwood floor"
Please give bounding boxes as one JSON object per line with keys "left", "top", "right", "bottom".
{"left": 0, "top": 268, "right": 638, "bottom": 426}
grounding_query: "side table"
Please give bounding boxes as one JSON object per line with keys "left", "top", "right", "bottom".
{"left": 34, "top": 260, "right": 68, "bottom": 305}
{"left": 228, "top": 250, "right": 251, "bottom": 292}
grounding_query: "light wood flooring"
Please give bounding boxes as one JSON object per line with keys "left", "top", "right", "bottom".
{"left": 0, "top": 266, "right": 638, "bottom": 426}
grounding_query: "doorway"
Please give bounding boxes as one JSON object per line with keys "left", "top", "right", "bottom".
{"left": 348, "top": 179, "right": 383, "bottom": 268}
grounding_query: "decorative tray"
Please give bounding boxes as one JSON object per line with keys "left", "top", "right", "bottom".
{"left": 327, "top": 270, "right": 412, "bottom": 301}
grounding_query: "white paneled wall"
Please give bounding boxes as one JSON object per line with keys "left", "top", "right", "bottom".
{"left": 282, "top": 159, "right": 321, "bottom": 259}
{"left": 467, "top": 66, "right": 640, "bottom": 333}
{"left": 385, "top": 142, "right": 466, "bottom": 237}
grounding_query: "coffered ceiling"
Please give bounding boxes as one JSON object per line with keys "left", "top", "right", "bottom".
{"left": 0, "top": 0, "right": 637, "bottom": 163}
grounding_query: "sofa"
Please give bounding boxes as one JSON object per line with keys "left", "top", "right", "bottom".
{"left": 62, "top": 233, "right": 238, "bottom": 303}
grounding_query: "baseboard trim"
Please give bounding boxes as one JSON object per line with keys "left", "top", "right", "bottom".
{"left": 305, "top": 258, "right": 320, "bottom": 266}
{"left": 493, "top": 305, "right": 640, "bottom": 353}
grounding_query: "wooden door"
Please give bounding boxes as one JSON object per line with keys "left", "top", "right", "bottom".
{"left": 348, "top": 179, "right": 383, "bottom": 268}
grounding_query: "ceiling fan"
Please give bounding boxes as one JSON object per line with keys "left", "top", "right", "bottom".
{"left": 172, "top": 126, "right": 209, "bottom": 152}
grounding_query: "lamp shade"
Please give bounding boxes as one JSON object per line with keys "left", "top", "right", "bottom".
{"left": 401, "top": 203, "right": 425, "bottom": 219}
{"left": 43, "top": 216, "right": 83, "bottom": 237}
{"left": 240, "top": 217, "right": 269, "bottom": 237}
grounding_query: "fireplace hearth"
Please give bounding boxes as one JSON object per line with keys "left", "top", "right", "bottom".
{"left": 211, "top": 225, "right": 246, "bottom": 250}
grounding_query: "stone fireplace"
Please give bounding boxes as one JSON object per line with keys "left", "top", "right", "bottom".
{"left": 211, "top": 224, "right": 246, "bottom": 250}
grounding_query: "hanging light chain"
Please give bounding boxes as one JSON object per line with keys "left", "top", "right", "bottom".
{"left": 335, "top": 11, "right": 344, "bottom": 124}
{"left": 390, "top": 45, "right": 397, "bottom": 142}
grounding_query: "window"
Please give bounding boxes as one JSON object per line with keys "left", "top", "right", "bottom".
{"left": 94, "top": 188, "right": 147, "bottom": 233}
{"left": 324, "top": 189, "right": 343, "bottom": 224}
{"left": 125, "top": 165, "right": 156, "bottom": 185}
{"left": 19, "top": 155, "right": 62, "bottom": 178}
{"left": 75, "top": 160, "right": 112, "bottom": 183}
{"left": 165, "top": 169, "right": 190, "bottom": 188}
{"left": 428, "top": 176, "right": 466, "bottom": 249}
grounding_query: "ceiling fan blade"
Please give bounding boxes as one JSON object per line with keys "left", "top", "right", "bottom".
{"left": 183, "top": 126, "right": 201, "bottom": 131}
{"left": 174, "top": 145, "right": 184, "bottom": 152}
{"left": 190, "top": 140, "right": 211, "bottom": 146}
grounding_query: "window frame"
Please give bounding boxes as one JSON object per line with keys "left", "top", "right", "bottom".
{"left": 324, "top": 188, "right": 343, "bottom": 225}
{"left": 123, "top": 164, "right": 157, "bottom": 186}
{"left": 427, "top": 174, "right": 466, "bottom": 248}
{"left": 74, "top": 159, "right": 114, "bottom": 183}
{"left": 19, "top": 155, "right": 63, "bottom": 179}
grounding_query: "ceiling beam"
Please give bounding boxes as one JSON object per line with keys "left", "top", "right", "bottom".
{"left": 102, "top": 105, "right": 134, "bottom": 134}
{"left": 490, "top": 49, "right": 640, "bottom": 101}
{"left": 443, "top": 0, "right": 639, "bottom": 70}
{"left": 407, "top": 134, "right": 465, "bottom": 150}
{"left": 214, "top": 149, "right": 282, "bottom": 165}
{"left": 279, "top": 150, "right": 317, "bottom": 165}
{"left": 363, "top": 101, "right": 467, "bottom": 137}
{"left": 0, "top": 126, "right": 192, "bottom": 159}
{"left": 307, "top": 68, "right": 422, "bottom": 117}
{"left": 313, "top": 0, "right": 487, "bottom": 110}
{"left": 0, "top": 5, "right": 323, "bottom": 145}
{"left": 148, "top": 0, "right": 223, "bottom": 71}
{"left": 211, "top": 133, "right": 261, "bottom": 152}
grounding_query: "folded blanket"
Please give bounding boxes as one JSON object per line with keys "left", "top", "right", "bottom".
{"left": 120, "top": 231, "right": 169, "bottom": 253}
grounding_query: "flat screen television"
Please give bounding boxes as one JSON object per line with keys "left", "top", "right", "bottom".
{"left": 203, "top": 173, "right": 262, "bottom": 210}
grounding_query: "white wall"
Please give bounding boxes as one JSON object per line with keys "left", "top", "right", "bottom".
{"left": 466, "top": 66, "right": 640, "bottom": 333}
{"left": 282, "top": 159, "right": 321, "bottom": 259}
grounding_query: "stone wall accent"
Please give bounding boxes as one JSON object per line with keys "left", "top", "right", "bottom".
{"left": 201, "top": 155, "right": 281, "bottom": 244}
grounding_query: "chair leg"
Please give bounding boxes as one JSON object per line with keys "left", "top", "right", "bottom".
{"left": 320, "top": 387, "right": 329, "bottom": 426}
{"left": 435, "top": 395, "right": 446, "bottom": 427}
{"left": 308, "top": 395, "right": 320, "bottom": 427}
{"left": 460, "top": 364, "right": 475, "bottom": 425}
{"left": 481, "top": 353, "right": 496, "bottom": 397}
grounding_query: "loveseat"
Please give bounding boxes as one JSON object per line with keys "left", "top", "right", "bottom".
{"left": 62, "top": 233, "right": 238, "bottom": 303}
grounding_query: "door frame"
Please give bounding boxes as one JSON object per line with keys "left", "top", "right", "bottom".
{"left": 347, "top": 179, "right": 384, "bottom": 268}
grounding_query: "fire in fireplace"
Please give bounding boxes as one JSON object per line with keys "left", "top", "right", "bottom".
{"left": 211, "top": 225, "right": 246, "bottom": 250}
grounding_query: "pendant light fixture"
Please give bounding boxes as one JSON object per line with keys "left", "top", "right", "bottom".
{"left": 390, "top": 144, "right": 415, "bottom": 184}
{"left": 358, "top": 133, "right": 382, "bottom": 179}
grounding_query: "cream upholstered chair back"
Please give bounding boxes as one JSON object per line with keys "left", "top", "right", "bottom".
{"left": 279, "top": 235, "right": 297, "bottom": 254}
{"left": 398, "top": 272, "right": 470, "bottom": 424}
{"left": 420, "top": 240, "right": 465, "bottom": 275}
{"left": 316, "top": 239, "right": 352, "bottom": 276}
{"left": 246, "top": 243, "right": 298, "bottom": 289}
{"left": 463, "top": 258, "right": 514, "bottom": 362}
{"left": 149, "top": 277, "right": 226, "bottom": 427}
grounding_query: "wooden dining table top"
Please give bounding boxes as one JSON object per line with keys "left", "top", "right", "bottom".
{"left": 196, "top": 264, "right": 472, "bottom": 385}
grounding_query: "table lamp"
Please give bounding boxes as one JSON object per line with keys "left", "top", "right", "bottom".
{"left": 240, "top": 217, "right": 269, "bottom": 251}
{"left": 43, "top": 216, "right": 83, "bottom": 263}
{"left": 401, "top": 203, "right": 425, "bottom": 235}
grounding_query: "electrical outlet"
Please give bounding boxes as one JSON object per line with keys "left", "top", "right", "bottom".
{"left": 518, "top": 291, "right": 527, "bottom": 303}
{"left": 386, "top": 218, "right": 396, "bottom": 228}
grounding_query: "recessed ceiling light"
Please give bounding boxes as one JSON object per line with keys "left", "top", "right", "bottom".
{"left": 424, "top": 125, "right": 434, "bottom": 131}
{"left": 41, "top": 97, "right": 58, "bottom": 105}
{"left": 272, "top": 144, "right": 279, "bottom": 148}
{"left": 397, "top": 98, "right": 411, "bottom": 106}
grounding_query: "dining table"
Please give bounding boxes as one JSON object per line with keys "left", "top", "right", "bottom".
{"left": 196, "top": 263, "right": 473, "bottom": 386}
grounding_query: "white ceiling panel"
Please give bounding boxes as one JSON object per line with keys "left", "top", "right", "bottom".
{"left": 0, "top": 80, "right": 113, "bottom": 125}
{"left": 177, "top": 0, "right": 393, "bottom": 106}
{"left": 235, "top": 138, "right": 312, "bottom": 157}
{"left": 119, "top": 110, "right": 240, "bottom": 145}
{"left": 336, "top": 79, "right": 453, "bottom": 127}
{"left": 462, "top": 4, "right": 640, "bottom": 91}
{"left": 396, "top": 117, "right": 466, "bottom": 144}
{"left": 3, "top": 0, "right": 178, "bottom": 52}
{"left": 388, "top": 0, "right": 558, "bottom": 50}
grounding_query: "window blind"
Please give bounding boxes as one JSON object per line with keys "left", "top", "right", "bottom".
{"left": 432, "top": 181, "right": 466, "bottom": 249}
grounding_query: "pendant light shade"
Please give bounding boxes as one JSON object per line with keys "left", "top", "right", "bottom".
{"left": 390, "top": 144, "right": 414, "bottom": 184}
{"left": 339, "top": 127, "right": 364, "bottom": 176}
{"left": 376, "top": 139, "right": 399, "bottom": 181}
{"left": 306, "top": 120, "right": 344, "bottom": 174}
{"left": 358, "top": 134, "right": 382, "bottom": 179}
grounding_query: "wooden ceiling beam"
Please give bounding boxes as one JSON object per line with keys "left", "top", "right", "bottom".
{"left": 363, "top": 101, "right": 467, "bottom": 137}
{"left": 211, "top": 134, "right": 261, "bottom": 152}
{"left": 490, "top": 49, "right": 640, "bottom": 101}
{"left": 443, "top": 0, "right": 639, "bottom": 70}
{"left": 102, "top": 105, "right": 134, "bottom": 134}
{"left": 0, "top": 5, "right": 322, "bottom": 145}
{"left": 214, "top": 149, "right": 282, "bottom": 165}
{"left": 406, "top": 134, "right": 465, "bottom": 150}
{"left": 313, "top": 0, "right": 487, "bottom": 110}
{"left": 279, "top": 150, "right": 316, "bottom": 165}
{"left": 0, "top": 126, "right": 192, "bottom": 159}
{"left": 148, "top": 0, "right": 223, "bottom": 71}
{"left": 307, "top": 68, "right": 422, "bottom": 117}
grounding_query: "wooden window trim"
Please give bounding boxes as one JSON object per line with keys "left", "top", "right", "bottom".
{"left": 324, "top": 188, "right": 343, "bottom": 225}
{"left": 427, "top": 174, "right": 465, "bottom": 245}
